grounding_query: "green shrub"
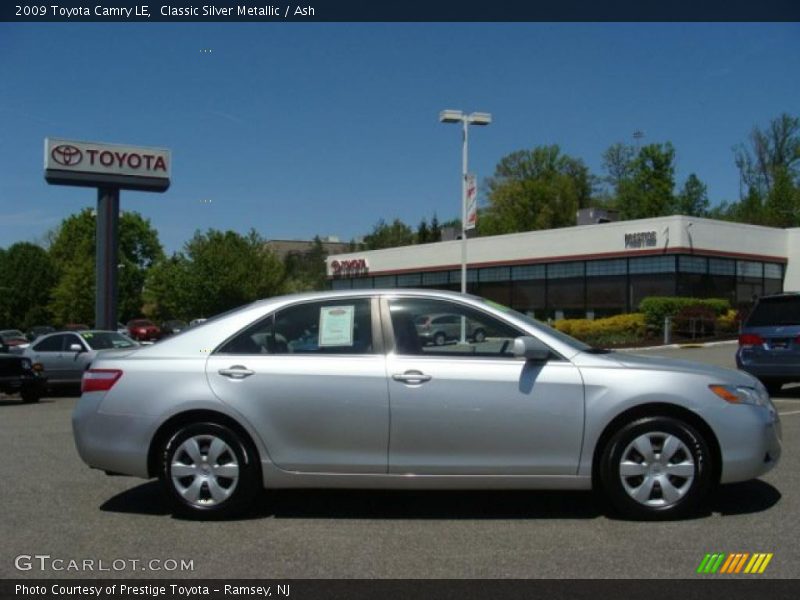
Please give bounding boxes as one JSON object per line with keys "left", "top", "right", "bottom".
{"left": 638, "top": 297, "right": 730, "bottom": 330}
{"left": 554, "top": 313, "right": 646, "bottom": 346}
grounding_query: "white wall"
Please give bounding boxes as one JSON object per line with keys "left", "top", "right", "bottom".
{"left": 328, "top": 215, "right": 788, "bottom": 277}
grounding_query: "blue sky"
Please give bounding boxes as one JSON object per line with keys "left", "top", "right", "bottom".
{"left": 1, "top": 23, "right": 798, "bottom": 253}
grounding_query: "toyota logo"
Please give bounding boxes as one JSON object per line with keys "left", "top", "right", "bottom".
{"left": 51, "top": 145, "right": 83, "bottom": 166}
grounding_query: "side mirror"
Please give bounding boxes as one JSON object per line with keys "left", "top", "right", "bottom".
{"left": 512, "top": 336, "right": 551, "bottom": 362}
{"left": 69, "top": 343, "right": 84, "bottom": 353}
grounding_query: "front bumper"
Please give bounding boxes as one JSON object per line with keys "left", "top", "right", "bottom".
{"left": 716, "top": 403, "right": 781, "bottom": 484}
{"left": 72, "top": 391, "right": 155, "bottom": 478}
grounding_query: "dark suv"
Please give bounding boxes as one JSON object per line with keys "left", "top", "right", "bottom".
{"left": 0, "top": 352, "right": 46, "bottom": 403}
{"left": 736, "top": 292, "right": 800, "bottom": 396}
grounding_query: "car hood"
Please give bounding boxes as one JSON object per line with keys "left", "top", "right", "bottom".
{"left": 601, "top": 351, "right": 757, "bottom": 385}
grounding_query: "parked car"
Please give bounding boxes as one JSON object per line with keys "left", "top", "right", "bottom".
{"left": 162, "top": 320, "right": 188, "bottom": 336}
{"left": 414, "top": 313, "right": 487, "bottom": 346}
{"left": 736, "top": 292, "right": 800, "bottom": 395}
{"left": 27, "top": 325, "right": 55, "bottom": 342}
{"left": 0, "top": 352, "right": 46, "bottom": 403}
{"left": 126, "top": 319, "right": 162, "bottom": 342}
{"left": 0, "top": 329, "right": 30, "bottom": 354}
{"left": 62, "top": 323, "right": 90, "bottom": 332}
{"left": 25, "top": 330, "right": 138, "bottom": 388}
{"left": 189, "top": 318, "right": 207, "bottom": 328}
{"left": 73, "top": 290, "right": 781, "bottom": 520}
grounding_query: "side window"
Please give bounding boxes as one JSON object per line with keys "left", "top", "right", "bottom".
{"left": 218, "top": 298, "right": 374, "bottom": 355}
{"left": 33, "top": 334, "right": 66, "bottom": 352}
{"left": 388, "top": 298, "right": 523, "bottom": 358}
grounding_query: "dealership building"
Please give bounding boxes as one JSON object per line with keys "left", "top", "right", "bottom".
{"left": 327, "top": 215, "right": 800, "bottom": 320}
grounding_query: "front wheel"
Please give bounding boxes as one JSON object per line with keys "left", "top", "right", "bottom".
{"left": 599, "top": 416, "right": 714, "bottom": 520}
{"left": 160, "top": 422, "right": 260, "bottom": 519}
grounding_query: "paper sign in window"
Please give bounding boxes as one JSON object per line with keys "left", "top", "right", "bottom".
{"left": 318, "top": 305, "right": 355, "bottom": 347}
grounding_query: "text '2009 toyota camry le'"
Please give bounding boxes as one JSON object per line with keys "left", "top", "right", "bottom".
{"left": 73, "top": 289, "right": 781, "bottom": 520}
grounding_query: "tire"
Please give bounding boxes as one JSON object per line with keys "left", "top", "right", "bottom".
{"left": 761, "top": 380, "right": 783, "bottom": 397}
{"left": 434, "top": 332, "right": 447, "bottom": 346}
{"left": 21, "top": 390, "right": 41, "bottom": 404}
{"left": 160, "top": 422, "right": 260, "bottom": 519}
{"left": 599, "top": 416, "right": 714, "bottom": 520}
{"left": 473, "top": 328, "right": 486, "bottom": 343}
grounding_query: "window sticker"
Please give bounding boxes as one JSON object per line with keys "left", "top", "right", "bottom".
{"left": 318, "top": 305, "right": 355, "bottom": 347}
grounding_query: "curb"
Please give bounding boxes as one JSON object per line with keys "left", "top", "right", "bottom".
{"left": 618, "top": 339, "right": 738, "bottom": 352}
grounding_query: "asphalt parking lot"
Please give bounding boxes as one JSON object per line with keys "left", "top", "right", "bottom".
{"left": 1, "top": 342, "right": 798, "bottom": 579}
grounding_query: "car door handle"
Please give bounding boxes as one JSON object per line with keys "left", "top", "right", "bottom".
{"left": 392, "top": 371, "right": 432, "bottom": 384}
{"left": 218, "top": 366, "right": 255, "bottom": 379}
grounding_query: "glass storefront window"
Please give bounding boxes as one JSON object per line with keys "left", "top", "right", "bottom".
{"left": 480, "top": 266, "right": 511, "bottom": 282}
{"left": 709, "top": 258, "right": 735, "bottom": 276}
{"left": 586, "top": 259, "right": 626, "bottom": 276}
{"left": 547, "top": 261, "right": 584, "bottom": 279}
{"left": 421, "top": 271, "right": 448, "bottom": 286}
{"left": 373, "top": 275, "right": 396, "bottom": 288}
{"left": 397, "top": 273, "right": 422, "bottom": 287}
{"left": 629, "top": 256, "right": 676, "bottom": 274}
{"left": 511, "top": 264, "right": 545, "bottom": 281}
{"left": 679, "top": 256, "right": 708, "bottom": 274}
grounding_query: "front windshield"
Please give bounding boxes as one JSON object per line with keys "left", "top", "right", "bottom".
{"left": 479, "top": 298, "right": 594, "bottom": 352}
{"left": 82, "top": 332, "right": 138, "bottom": 350}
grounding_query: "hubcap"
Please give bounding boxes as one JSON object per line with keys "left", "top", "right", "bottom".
{"left": 619, "top": 432, "right": 695, "bottom": 507}
{"left": 171, "top": 434, "right": 240, "bottom": 507}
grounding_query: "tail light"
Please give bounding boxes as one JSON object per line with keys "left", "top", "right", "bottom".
{"left": 739, "top": 333, "right": 764, "bottom": 347}
{"left": 82, "top": 369, "right": 123, "bottom": 393}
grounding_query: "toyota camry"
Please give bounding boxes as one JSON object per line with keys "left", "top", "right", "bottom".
{"left": 73, "top": 289, "right": 781, "bottom": 520}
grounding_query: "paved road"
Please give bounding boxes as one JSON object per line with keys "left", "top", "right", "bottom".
{"left": 1, "top": 342, "right": 797, "bottom": 579}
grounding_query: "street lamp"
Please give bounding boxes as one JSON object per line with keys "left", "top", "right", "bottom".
{"left": 439, "top": 109, "right": 492, "bottom": 342}
{"left": 439, "top": 109, "right": 492, "bottom": 293}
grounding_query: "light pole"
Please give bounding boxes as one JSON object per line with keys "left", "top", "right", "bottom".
{"left": 439, "top": 110, "right": 492, "bottom": 294}
{"left": 440, "top": 109, "right": 491, "bottom": 342}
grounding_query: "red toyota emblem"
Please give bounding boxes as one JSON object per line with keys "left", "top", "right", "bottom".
{"left": 51, "top": 145, "right": 83, "bottom": 166}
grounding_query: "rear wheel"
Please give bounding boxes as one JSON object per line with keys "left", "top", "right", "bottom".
{"left": 433, "top": 332, "right": 447, "bottom": 346}
{"left": 160, "top": 422, "right": 260, "bottom": 519}
{"left": 473, "top": 328, "right": 486, "bottom": 343}
{"left": 599, "top": 416, "right": 714, "bottom": 520}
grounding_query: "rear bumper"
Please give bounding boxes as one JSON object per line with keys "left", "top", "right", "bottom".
{"left": 72, "top": 392, "right": 155, "bottom": 478}
{"left": 736, "top": 348, "right": 800, "bottom": 382}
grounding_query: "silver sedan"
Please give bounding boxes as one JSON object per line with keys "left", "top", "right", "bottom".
{"left": 26, "top": 330, "right": 138, "bottom": 387}
{"left": 72, "top": 290, "right": 781, "bottom": 520}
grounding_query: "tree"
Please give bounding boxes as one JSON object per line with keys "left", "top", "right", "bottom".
{"left": 0, "top": 242, "right": 57, "bottom": 329}
{"left": 283, "top": 236, "right": 328, "bottom": 293}
{"left": 143, "top": 229, "right": 285, "bottom": 321}
{"left": 735, "top": 113, "right": 800, "bottom": 195}
{"left": 479, "top": 145, "right": 592, "bottom": 235}
{"left": 47, "top": 208, "right": 164, "bottom": 326}
{"left": 602, "top": 142, "right": 636, "bottom": 194}
{"left": 362, "top": 218, "right": 414, "bottom": 250}
{"left": 675, "top": 173, "right": 710, "bottom": 217}
{"left": 416, "top": 218, "right": 430, "bottom": 244}
{"left": 430, "top": 213, "right": 442, "bottom": 242}
{"left": 616, "top": 143, "right": 676, "bottom": 220}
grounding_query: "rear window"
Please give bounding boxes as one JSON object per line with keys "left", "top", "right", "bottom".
{"left": 746, "top": 296, "right": 800, "bottom": 327}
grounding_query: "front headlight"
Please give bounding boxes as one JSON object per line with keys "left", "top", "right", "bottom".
{"left": 20, "top": 358, "right": 32, "bottom": 371}
{"left": 709, "top": 384, "right": 769, "bottom": 406}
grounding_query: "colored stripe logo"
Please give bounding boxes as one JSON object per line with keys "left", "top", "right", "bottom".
{"left": 697, "top": 553, "right": 773, "bottom": 574}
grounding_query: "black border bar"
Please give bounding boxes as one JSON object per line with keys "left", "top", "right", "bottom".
{"left": 2, "top": 1, "right": 800, "bottom": 22}
{"left": 3, "top": 579, "right": 800, "bottom": 600}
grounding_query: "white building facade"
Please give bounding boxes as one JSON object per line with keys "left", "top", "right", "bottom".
{"left": 327, "top": 215, "right": 799, "bottom": 320}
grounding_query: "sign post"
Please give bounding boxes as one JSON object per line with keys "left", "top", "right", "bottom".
{"left": 44, "top": 138, "right": 171, "bottom": 330}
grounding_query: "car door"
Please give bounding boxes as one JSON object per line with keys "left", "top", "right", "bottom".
{"left": 384, "top": 295, "right": 585, "bottom": 476}
{"left": 206, "top": 296, "right": 390, "bottom": 474}
{"left": 30, "top": 333, "right": 69, "bottom": 383}
{"left": 61, "top": 333, "right": 90, "bottom": 382}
